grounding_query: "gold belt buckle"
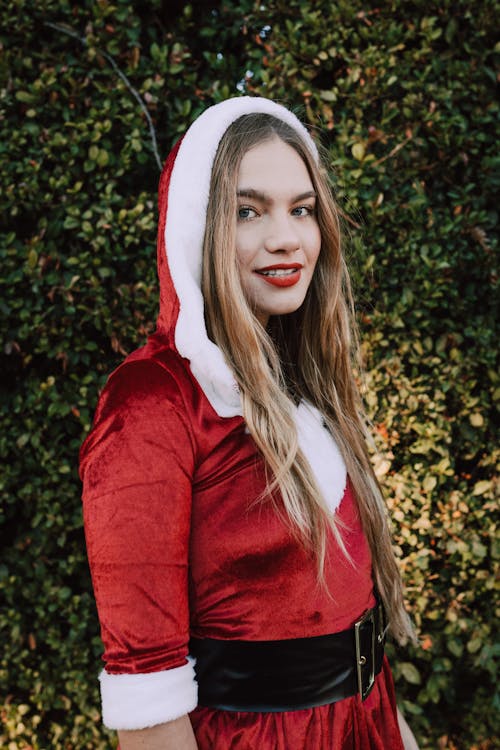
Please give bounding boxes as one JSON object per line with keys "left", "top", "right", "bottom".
{"left": 354, "top": 607, "right": 376, "bottom": 701}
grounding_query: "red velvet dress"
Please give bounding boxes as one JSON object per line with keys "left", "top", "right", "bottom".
{"left": 81, "top": 348, "right": 404, "bottom": 749}
{"left": 80, "top": 96, "right": 405, "bottom": 748}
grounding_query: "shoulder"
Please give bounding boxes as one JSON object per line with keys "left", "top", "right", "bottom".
{"left": 79, "top": 345, "right": 201, "bottom": 478}
{"left": 97, "top": 345, "right": 199, "bottom": 419}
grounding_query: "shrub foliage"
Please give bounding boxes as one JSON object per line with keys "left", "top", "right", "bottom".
{"left": 1, "top": 1, "right": 498, "bottom": 748}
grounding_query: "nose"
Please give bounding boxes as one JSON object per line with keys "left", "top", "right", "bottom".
{"left": 264, "top": 213, "right": 300, "bottom": 253}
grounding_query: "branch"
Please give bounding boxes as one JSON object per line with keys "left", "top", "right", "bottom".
{"left": 45, "top": 22, "right": 162, "bottom": 172}
{"left": 337, "top": 207, "right": 362, "bottom": 230}
{"left": 371, "top": 137, "right": 411, "bottom": 168}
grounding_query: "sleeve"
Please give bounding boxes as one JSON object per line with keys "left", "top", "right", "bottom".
{"left": 80, "top": 358, "right": 198, "bottom": 729}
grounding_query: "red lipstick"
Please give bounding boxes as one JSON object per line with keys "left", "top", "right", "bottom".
{"left": 255, "top": 263, "right": 302, "bottom": 287}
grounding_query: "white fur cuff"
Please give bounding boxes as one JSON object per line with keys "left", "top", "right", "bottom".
{"left": 99, "top": 659, "right": 198, "bottom": 730}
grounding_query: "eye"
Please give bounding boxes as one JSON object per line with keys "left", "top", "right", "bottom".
{"left": 237, "top": 206, "right": 258, "bottom": 221}
{"left": 291, "top": 205, "right": 315, "bottom": 217}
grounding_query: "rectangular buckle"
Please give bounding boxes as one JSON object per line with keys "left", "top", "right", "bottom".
{"left": 354, "top": 607, "right": 376, "bottom": 701}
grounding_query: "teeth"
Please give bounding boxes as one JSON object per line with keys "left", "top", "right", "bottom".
{"left": 260, "top": 268, "right": 297, "bottom": 277}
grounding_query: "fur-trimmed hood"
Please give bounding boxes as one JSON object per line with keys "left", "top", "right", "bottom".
{"left": 154, "top": 96, "right": 318, "bottom": 417}
{"left": 152, "top": 96, "right": 346, "bottom": 513}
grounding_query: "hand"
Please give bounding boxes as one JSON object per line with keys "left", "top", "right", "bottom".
{"left": 118, "top": 715, "right": 198, "bottom": 749}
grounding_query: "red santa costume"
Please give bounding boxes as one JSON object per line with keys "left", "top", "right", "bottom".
{"left": 80, "top": 96, "right": 405, "bottom": 749}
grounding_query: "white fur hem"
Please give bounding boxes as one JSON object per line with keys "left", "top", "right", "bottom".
{"left": 99, "top": 659, "right": 197, "bottom": 730}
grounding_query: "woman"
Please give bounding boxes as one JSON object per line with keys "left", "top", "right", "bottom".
{"left": 80, "top": 96, "right": 419, "bottom": 749}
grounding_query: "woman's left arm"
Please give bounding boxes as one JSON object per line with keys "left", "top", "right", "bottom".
{"left": 397, "top": 707, "right": 420, "bottom": 750}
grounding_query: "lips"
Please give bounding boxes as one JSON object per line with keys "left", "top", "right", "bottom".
{"left": 255, "top": 263, "right": 302, "bottom": 287}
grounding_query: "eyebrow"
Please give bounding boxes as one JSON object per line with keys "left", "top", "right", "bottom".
{"left": 236, "top": 188, "right": 316, "bottom": 203}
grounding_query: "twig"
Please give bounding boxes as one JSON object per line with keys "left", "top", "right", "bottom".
{"left": 45, "top": 21, "right": 162, "bottom": 171}
{"left": 337, "top": 206, "right": 362, "bottom": 230}
{"left": 371, "top": 136, "right": 411, "bottom": 168}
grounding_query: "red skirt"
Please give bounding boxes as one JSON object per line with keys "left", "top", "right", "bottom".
{"left": 190, "top": 656, "right": 404, "bottom": 750}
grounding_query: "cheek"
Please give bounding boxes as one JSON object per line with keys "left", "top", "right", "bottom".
{"left": 235, "top": 232, "right": 256, "bottom": 269}
{"left": 235, "top": 247, "right": 250, "bottom": 273}
{"left": 235, "top": 244, "right": 254, "bottom": 288}
{"left": 309, "top": 226, "right": 322, "bottom": 265}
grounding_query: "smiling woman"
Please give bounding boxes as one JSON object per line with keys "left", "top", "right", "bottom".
{"left": 80, "top": 97, "right": 418, "bottom": 750}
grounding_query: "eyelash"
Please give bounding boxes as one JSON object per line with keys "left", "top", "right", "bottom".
{"left": 237, "top": 205, "right": 315, "bottom": 221}
{"left": 237, "top": 206, "right": 258, "bottom": 221}
{"left": 292, "top": 206, "right": 315, "bottom": 217}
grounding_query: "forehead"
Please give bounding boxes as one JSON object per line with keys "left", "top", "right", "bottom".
{"left": 237, "top": 137, "right": 313, "bottom": 193}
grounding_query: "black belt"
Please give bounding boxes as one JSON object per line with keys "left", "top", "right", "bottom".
{"left": 190, "top": 602, "right": 387, "bottom": 712}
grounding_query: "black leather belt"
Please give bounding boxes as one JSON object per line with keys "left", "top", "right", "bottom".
{"left": 190, "top": 602, "right": 387, "bottom": 712}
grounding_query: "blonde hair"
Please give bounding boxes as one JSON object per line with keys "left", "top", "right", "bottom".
{"left": 202, "top": 113, "right": 414, "bottom": 644}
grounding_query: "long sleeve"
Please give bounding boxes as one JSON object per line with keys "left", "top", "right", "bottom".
{"left": 80, "top": 357, "right": 198, "bottom": 729}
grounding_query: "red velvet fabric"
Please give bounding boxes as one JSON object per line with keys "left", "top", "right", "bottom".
{"left": 81, "top": 352, "right": 404, "bottom": 746}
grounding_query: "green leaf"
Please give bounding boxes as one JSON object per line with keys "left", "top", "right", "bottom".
{"left": 473, "top": 480, "right": 492, "bottom": 496}
{"left": 15, "top": 90, "right": 35, "bottom": 103}
{"left": 400, "top": 662, "right": 421, "bottom": 685}
{"left": 320, "top": 90, "right": 337, "bottom": 102}
{"left": 97, "top": 149, "right": 109, "bottom": 167}
{"left": 351, "top": 142, "right": 366, "bottom": 161}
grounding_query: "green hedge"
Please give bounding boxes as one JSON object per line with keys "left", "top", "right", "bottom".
{"left": 1, "top": 1, "right": 497, "bottom": 748}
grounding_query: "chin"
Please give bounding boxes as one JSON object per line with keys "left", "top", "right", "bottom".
{"left": 259, "top": 299, "right": 307, "bottom": 320}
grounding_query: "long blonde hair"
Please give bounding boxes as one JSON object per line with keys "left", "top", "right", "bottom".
{"left": 202, "top": 113, "right": 414, "bottom": 644}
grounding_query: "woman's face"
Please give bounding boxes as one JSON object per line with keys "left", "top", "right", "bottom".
{"left": 235, "top": 137, "right": 321, "bottom": 327}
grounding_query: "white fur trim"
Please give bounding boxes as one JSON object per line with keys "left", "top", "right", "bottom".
{"left": 165, "top": 97, "right": 318, "bottom": 418}
{"left": 99, "top": 658, "right": 197, "bottom": 730}
{"left": 296, "top": 401, "right": 347, "bottom": 514}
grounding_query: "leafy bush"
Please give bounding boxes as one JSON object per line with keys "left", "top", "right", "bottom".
{"left": 1, "top": 1, "right": 497, "bottom": 748}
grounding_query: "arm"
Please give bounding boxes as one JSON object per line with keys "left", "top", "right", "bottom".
{"left": 118, "top": 715, "right": 198, "bottom": 750}
{"left": 397, "top": 707, "right": 420, "bottom": 750}
{"left": 81, "top": 360, "right": 198, "bottom": 733}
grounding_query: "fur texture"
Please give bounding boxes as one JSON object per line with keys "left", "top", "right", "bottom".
{"left": 99, "top": 660, "right": 197, "bottom": 730}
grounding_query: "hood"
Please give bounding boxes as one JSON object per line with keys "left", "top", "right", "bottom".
{"left": 155, "top": 96, "right": 318, "bottom": 418}
{"left": 153, "top": 96, "right": 346, "bottom": 512}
